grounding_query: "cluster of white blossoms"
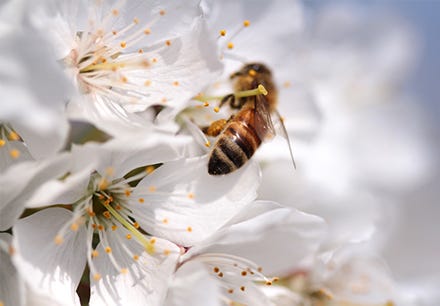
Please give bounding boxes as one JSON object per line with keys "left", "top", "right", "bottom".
{"left": 0, "top": 0, "right": 436, "bottom": 306}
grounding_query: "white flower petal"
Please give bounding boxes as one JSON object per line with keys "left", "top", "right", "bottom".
{"left": 89, "top": 227, "right": 180, "bottom": 306}
{"left": 165, "top": 261, "right": 221, "bottom": 306}
{"left": 0, "top": 154, "right": 70, "bottom": 230}
{"left": 187, "top": 201, "right": 326, "bottom": 275}
{"left": 130, "top": 155, "right": 261, "bottom": 246}
{"left": 0, "top": 233, "right": 25, "bottom": 306}
{"left": 12, "top": 208, "right": 87, "bottom": 306}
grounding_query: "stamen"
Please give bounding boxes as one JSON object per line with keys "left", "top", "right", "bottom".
{"left": 219, "top": 29, "right": 227, "bottom": 36}
{"left": 0, "top": 139, "right": 5, "bottom": 147}
{"left": 227, "top": 42, "right": 234, "bottom": 49}
{"left": 8, "top": 131, "right": 20, "bottom": 141}
{"left": 9, "top": 149, "right": 20, "bottom": 159}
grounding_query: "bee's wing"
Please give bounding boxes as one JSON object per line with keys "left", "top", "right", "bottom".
{"left": 253, "top": 94, "right": 276, "bottom": 140}
{"left": 272, "top": 108, "right": 297, "bottom": 169}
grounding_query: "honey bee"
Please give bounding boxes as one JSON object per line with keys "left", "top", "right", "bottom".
{"left": 206, "top": 62, "right": 296, "bottom": 175}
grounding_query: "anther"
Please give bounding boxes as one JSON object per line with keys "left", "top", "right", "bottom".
{"left": 70, "top": 222, "right": 79, "bottom": 231}
{"left": 126, "top": 234, "right": 132, "bottom": 240}
{"left": 112, "top": 9, "right": 119, "bottom": 16}
{"left": 121, "top": 268, "right": 128, "bottom": 274}
{"left": 8, "top": 131, "right": 20, "bottom": 140}
{"left": 112, "top": 30, "right": 117, "bottom": 35}
{"left": 133, "top": 222, "right": 140, "bottom": 229}
{"left": 105, "top": 247, "right": 112, "bottom": 253}
{"left": 54, "top": 235, "right": 64, "bottom": 245}
{"left": 162, "top": 218, "right": 168, "bottom": 224}
{"left": 243, "top": 20, "right": 251, "bottom": 27}
{"left": 133, "top": 254, "right": 139, "bottom": 261}
{"left": 111, "top": 225, "right": 118, "bottom": 231}
{"left": 164, "top": 249, "right": 171, "bottom": 256}
{"left": 214, "top": 107, "right": 220, "bottom": 113}
{"left": 91, "top": 250, "right": 99, "bottom": 258}
{"left": 219, "top": 29, "right": 227, "bottom": 36}
{"left": 144, "top": 80, "right": 151, "bottom": 86}
{"left": 124, "top": 189, "right": 131, "bottom": 197}
{"left": 97, "top": 225, "right": 104, "bottom": 231}
{"left": 187, "top": 226, "right": 193, "bottom": 232}
{"left": 9, "top": 149, "right": 20, "bottom": 159}
{"left": 218, "top": 272, "right": 224, "bottom": 277}
{"left": 148, "top": 186, "right": 156, "bottom": 192}
{"left": 138, "top": 198, "right": 145, "bottom": 203}
{"left": 203, "top": 102, "right": 210, "bottom": 107}
{"left": 248, "top": 69, "right": 257, "bottom": 77}
{"left": 204, "top": 141, "right": 211, "bottom": 148}
{"left": 227, "top": 42, "right": 234, "bottom": 49}
{"left": 213, "top": 267, "right": 220, "bottom": 273}
{"left": 228, "top": 289, "right": 234, "bottom": 294}
{"left": 150, "top": 238, "right": 156, "bottom": 244}
{"left": 165, "top": 40, "right": 171, "bottom": 46}
{"left": 173, "top": 81, "right": 179, "bottom": 86}
{"left": 145, "top": 165, "right": 155, "bottom": 173}
{"left": 93, "top": 273, "right": 101, "bottom": 281}
{"left": 133, "top": 17, "right": 139, "bottom": 24}
{"left": 120, "top": 41, "right": 127, "bottom": 48}
{"left": 240, "top": 286, "right": 246, "bottom": 291}
{"left": 187, "top": 193, "right": 194, "bottom": 199}
{"left": 144, "top": 28, "right": 151, "bottom": 35}
{"left": 0, "top": 139, "right": 5, "bottom": 147}
{"left": 241, "top": 271, "right": 247, "bottom": 276}
{"left": 159, "top": 9, "right": 166, "bottom": 16}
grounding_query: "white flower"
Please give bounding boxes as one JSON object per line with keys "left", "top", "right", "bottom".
{"left": 23, "top": 0, "right": 222, "bottom": 136}
{"left": 167, "top": 201, "right": 326, "bottom": 306}
{"left": 11, "top": 132, "right": 261, "bottom": 305}
{"left": 0, "top": 0, "right": 71, "bottom": 171}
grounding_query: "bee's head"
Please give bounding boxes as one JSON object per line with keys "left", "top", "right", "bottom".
{"left": 230, "top": 62, "right": 272, "bottom": 79}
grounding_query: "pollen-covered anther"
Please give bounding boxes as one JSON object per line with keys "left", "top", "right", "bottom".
{"left": 9, "top": 149, "right": 20, "bottom": 159}
{"left": 213, "top": 267, "right": 220, "bottom": 273}
{"left": 120, "top": 41, "right": 127, "bottom": 48}
{"left": 165, "top": 40, "right": 172, "bottom": 46}
{"left": 54, "top": 235, "right": 64, "bottom": 245}
{"left": 103, "top": 211, "right": 111, "bottom": 219}
{"left": 126, "top": 234, "right": 132, "bottom": 240}
{"left": 0, "top": 139, "right": 5, "bottom": 147}
{"left": 186, "top": 226, "right": 193, "bottom": 232}
{"left": 111, "top": 225, "right": 118, "bottom": 231}
{"left": 105, "top": 247, "right": 112, "bottom": 253}
{"left": 240, "top": 286, "right": 246, "bottom": 291}
{"left": 142, "top": 59, "right": 150, "bottom": 67}
{"left": 97, "top": 224, "right": 104, "bottom": 231}
{"left": 91, "top": 250, "right": 99, "bottom": 258}
{"left": 272, "top": 277, "right": 279, "bottom": 282}
{"left": 227, "top": 42, "right": 234, "bottom": 49}
{"left": 219, "top": 29, "right": 227, "bottom": 36}
{"left": 205, "top": 141, "right": 211, "bottom": 148}
{"left": 138, "top": 49, "right": 144, "bottom": 54}
{"left": 257, "top": 267, "right": 263, "bottom": 272}
{"left": 265, "top": 281, "right": 273, "bottom": 286}
{"left": 203, "top": 102, "right": 210, "bottom": 107}
{"left": 241, "top": 271, "right": 247, "bottom": 276}
{"left": 218, "top": 272, "right": 224, "bottom": 278}
{"left": 93, "top": 273, "right": 101, "bottom": 281}
{"left": 152, "top": 58, "right": 158, "bottom": 63}
{"left": 133, "top": 222, "right": 140, "bottom": 229}
{"left": 283, "top": 81, "right": 292, "bottom": 88}
{"left": 8, "top": 131, "right": 20, "bottom": 140}
{"left": 120, "top": 76, "right": 128, "bottom": 83}
{"left": 161, "top": 97, "right": 167, "bottom": 103}
{"left": 70, "top": 222, "right": 79, "bottom": 231}
{"left": 214, "top": 107, "right": 220, "bottom": 113}
{"left": 138, "top": 198, "right": 145, "bottom": 204}
{"left": 243, "top": 20, "right": 251, "bottom": 27}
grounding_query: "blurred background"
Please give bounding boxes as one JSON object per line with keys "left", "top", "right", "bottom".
{"left": 305, "top": 0, "right": 440, "bottom": 294}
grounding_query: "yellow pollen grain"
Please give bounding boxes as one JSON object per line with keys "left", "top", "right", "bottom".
{"left": 213, "top": 267, "right": 220, "bottom": 273}
{"left": 138, "top": 198, "right": 145, "bottom": 203}
{"left": 165, "top": 40, "right": 171, "bottom": 46}
{"left": 120, "top": 41, "right": 127, "bottom": 48}
{"left": 187, "top": 192, "right": 195, "bottom": 199}
{"left": 152, "top": 58, "right": 158, "bottom": 63}
{"left": 54, "top": 235, "right": 64, "bottom": 245}
{"left": 91, "top": 250, "right": 99, "bottom": 258}
{"left": 273, "top": 277, "right": 279, "bottom": 282}
{"left": 120, "top": 268, "right": 128, "bottom": 274}
{"left": 164, "top": 249, "right": 171, "bottom": 256}
{"left": 159, "top": 9, "right": 166, "bottom": 16}
{"left": 112, "top": 9, "right": 119, "bottom": 16}
{"left": 162, "top": 218, "right": 169, "bottom": 224}
{"left": 240, "top": 286, "right": 246, "bottom": 291}
{"left": 218, "top": 272, "right": 224, "bottom": 277}
{"left": 133, "top": 254, "right": 139, "bottom": 261}
{"left": 124, "top": 189, "right": 131, "bottom": 197}
{"left": 138, "top": 49, "right": 144, "bottom": 54}
{"left": 112, "top": 30, "right": 117, "bottom": 35}
{"left": 173, "top": 81, "right": 179, "bottom": 86}
{"left": 187, "top": 226, "right": 193, "bottom": 232}
{"left": 103, "top": 211, "right": 111, "bottom": 219}
{"left": 266, "top": 281, "right": 273, "bottom": 286}
{"left": 241, "top": 271, "right": 247, "bottom": 276}
{"left": 144, "top": 80, "right": 152, "bottom": 86}
{"left": 204, "top": 141, "right": 211, "bottom": 148}
{"left": 219, "top": 29, "right": 226, "bottom": 36}
{"left": 8, "top": 131, "right": 20, "bottom": 140}
{"left": 105, "top": 247, "right": 112, "bottom": 253}
{"left": 248, "top": 69, "right": 257, "bottom": 77}
{"left": 227, "top": 42, "right": 234, "bottom": 49}
{"left": 111, "top": 225, "right": 118, "bottom": 231}
{"left": 70, "top": 222, "right": 79, "bottom": 231}
{"left": 133, "top": 222, "right": 140, "bottom": 229}
{"left": 146, "top": 165, "right": 155, "bottom": 174}
{"left": 97, "top": 224, "right": 104, "bottom": 231}
{"left": 228, "top": 289, "right": 234, "bottom": 294}
{"left": 0, "top": 139, "right": 5, "bottom": 147}
{"left": 93, "top": 273, "right": 101, "bottom": 281}
{"left": 148, "top": 185, "right": 156, "bottom": 192}
{"left": 144, "top": 28, "right": 151, "bottom": 35}
{"left": 150, "top": 238, "right": 157, "bottom": 244}
{"left": 243, "top": 20, "right": 251, "bottom": 27}
{"left": 203, "top": 102, "right": 210, "bottom": 107}
{"left": 214, "top": 107, "right": 220, "bottom": 113}
{"left": 133, "top": 17, "right": 139, "bottom": 24}
{"left": 126, "top": 234, "right": 132, "bottom": 240}
{"left": 9, "top": 149, "right": 20, "bottom": 159}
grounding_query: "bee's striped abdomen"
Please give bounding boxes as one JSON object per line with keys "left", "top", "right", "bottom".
{"left": 208, "top": 119, "right": 262, "bottom": 175}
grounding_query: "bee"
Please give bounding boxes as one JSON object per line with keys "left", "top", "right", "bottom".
{"left": 206, "top": 62, "right": 296, "bottom": 175}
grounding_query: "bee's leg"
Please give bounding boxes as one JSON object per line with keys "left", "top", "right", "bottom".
{"left": 219, "top": 93, "right": 235, "bottom": 109}
{"left": 203, "top": 119, "right": 228, "bottom": 137}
